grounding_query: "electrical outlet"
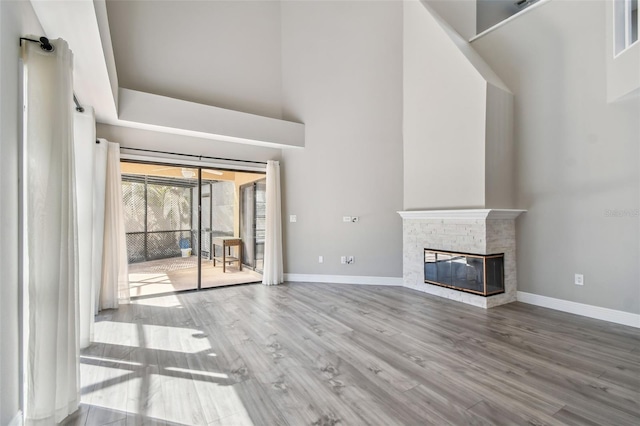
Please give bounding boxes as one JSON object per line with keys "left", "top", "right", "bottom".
{"left": 352, "top": 216, "right": 359, "bottom": 223}
{"left": 343, "top": 216, "right": 352, "bottom": 222}
{"left": 347, "top": 256, "right": 355, "bottom": 264}
{"left": 574, "top": 273, "right": 584, "bottom": 286}
{"left": 289, "top": 215, "right": 297, "bottom": 223}
{"left": 341, "top": 256, "right": 347, "bottom": 264}
{"left": 318, "top": 255, "right": 324, "bottom": 264}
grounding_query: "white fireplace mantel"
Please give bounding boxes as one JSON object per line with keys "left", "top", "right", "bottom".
{"left": 398, "top": 209, "right": 527, "bottom": 220}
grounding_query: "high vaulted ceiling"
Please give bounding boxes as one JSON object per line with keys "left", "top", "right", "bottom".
{"left": 30, "top": 0, "right": 303, "bottom": 149}
{"left": 106, "top": 0, "right": 284, "bottom": 120}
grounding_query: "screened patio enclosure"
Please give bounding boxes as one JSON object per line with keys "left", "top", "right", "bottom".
{"left": 122, "top": 174, "right": 198, "bottom": 263}
{"left": 121, "top": 162, "right": 265, "bottom": 297}
{"left": 122, "top": 174, "right": 235, "bottom": 263}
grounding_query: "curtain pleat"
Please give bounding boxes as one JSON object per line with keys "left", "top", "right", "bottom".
{"left": 92, "top": 140, "right": 108, "bottom": 313}
{"left": 262, "top": 160, "right": 284, "bottom": 285}
{"left": 74, "top": 107, "right": 96, "bottom": 349}
{"left": 99, "top": 141, "right": 130, "bottom": 309}
{"left": 23, "top": 37, "right": 80, "bottom": 425}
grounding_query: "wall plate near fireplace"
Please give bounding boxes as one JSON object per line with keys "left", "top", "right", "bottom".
{"left": 424, "top": 249, "right": 505, "bottom": 297}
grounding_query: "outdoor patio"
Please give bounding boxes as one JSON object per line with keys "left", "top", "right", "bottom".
{"left": 128, "top": 256, "right": 262, "bottom": 298}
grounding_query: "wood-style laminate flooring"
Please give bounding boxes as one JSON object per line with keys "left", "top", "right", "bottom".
{"left": 64, "top": 282, "right": 640, "bottom": 426}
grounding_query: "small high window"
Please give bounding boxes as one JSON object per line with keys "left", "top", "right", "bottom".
{"left": 615, "top": 0, "right": 639, "bottom": 55}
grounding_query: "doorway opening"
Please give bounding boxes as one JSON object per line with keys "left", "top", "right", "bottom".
{"left": 121, "top": 161, "right": 265, "bottom": 297}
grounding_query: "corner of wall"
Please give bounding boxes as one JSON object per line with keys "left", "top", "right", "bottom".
{"left": 403, "top": 1, "right": 514, "bottom": 211}
{"left": 403, "top": 0, "right": 487, "bottom": 209}
{"left": 93, "top": 0, "right": 119, "bottom": 108}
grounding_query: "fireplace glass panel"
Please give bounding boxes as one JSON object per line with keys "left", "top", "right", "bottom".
{"left": 485, "top": 257, "right": 504, "bottom": 294}
{"left": 436, "top": 253, "right": 453, "bottom": 286}
{"left": 453, "top": 256, "right": 484, "bottom": 293}
{"left": 424, "top": 249, "right": 504, "bottom": 297}
{"left": 424, "top": 251, "right": 437, "bottom": 282}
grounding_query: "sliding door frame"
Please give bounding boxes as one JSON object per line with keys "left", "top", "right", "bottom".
{"left": 120, "top": 158, "right": 265, "bottom": 298}
{"left": 239, "top": 179, "right": 267, "bottom": 273}
{"left": 197, "top": 168, "right": 202, "bottom": 290}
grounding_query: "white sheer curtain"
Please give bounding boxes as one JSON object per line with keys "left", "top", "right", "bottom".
{"left": 262, "top": 160, "right": 284, "bottom": 285}
{"left": 92, "top": 140, "right": 108, "bottom": 313}
{"left": 22, "top": 38, "right": 80, "bottom": 425}
{"left": 74, "top": 107, "right": 96, "bottom": 348}
{"left": 98, "top": 141, "right": 129, "bottom": 309}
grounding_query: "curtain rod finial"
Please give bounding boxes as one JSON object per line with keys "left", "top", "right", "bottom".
{"left": 39, "top": 36, "right": 54, "bottom": 52}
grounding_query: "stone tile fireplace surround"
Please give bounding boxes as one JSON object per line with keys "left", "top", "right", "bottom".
{"left": 398, "top": 209, "right": 526, "bottom": 309}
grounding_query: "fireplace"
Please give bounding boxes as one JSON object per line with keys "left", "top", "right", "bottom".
{"left": 424, "top": 249, "right": 504, "bottom": 296}
{"left": 398, "top": 209, "right": 525, "bottom": 309}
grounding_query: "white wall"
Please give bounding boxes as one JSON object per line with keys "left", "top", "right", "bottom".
{"left": 106, "top": 0, "right": 283, "bottom": 119}
{"left": 473, "top": 0, "right": 640, "bottom": 314}
{"left": 280, "top": 0, "right": 404, "bottom": 278}
{"left": 485, "top": 82, "right": 515, "bottom": 208}
{"left": 101, "top": 1, "right": 404, "bottom": 280}
{"left": 0, "top": 1, "right": 44, "bottom": 422}
{"left": 403, "top": 0, "right": 487, "bottom": 210}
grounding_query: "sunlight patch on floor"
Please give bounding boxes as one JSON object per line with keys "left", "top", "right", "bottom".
{"left": 126, "top": 374, "right": 166, "bottom": 421}
{"left": 141, "top": 323, "right": 212, "bottom": 353}
{"left": 165, "top": 366, "right": 228, "bottom": 379}
{"left": 80, "top": 355, "right": 143, "bottom": 367}
{"left": 93, "top": 321, "right": 140, "bottom": 348}
{"left": 162, "top": 375, "right": 253, "bottom": 425}
{"left": 81, "top": 364, "right": 132, "bottom": 407}
{"left": 128, "top": 272, "right": 181, "bottom": 297}
{"left": 80, "top": 363, "right": 253, "bottom": 425}
{"left": 93, "top": 321, "right": 211, "bottom": 353}
{"left": 129, "top": 272, "right": 171, "bottom": 283}
{"left": 84, "top": 289, "right": 257, "bottom": 425}
{"left": 81, "top": 364, "right": 249, "bottom": 423}
{"left": 132, "top": 294, "right": 182, "bottom": 308}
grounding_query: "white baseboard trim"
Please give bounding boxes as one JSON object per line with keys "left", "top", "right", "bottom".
{"left": 284, "top": 274, "right": 402, "bottom": 286}
{"left": 9, "top": 411, "right": 23, "bottom": 426}
{"left": 517, "top": 291, "right": 640, "bottom": 328}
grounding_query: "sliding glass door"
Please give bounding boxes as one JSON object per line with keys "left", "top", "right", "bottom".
{"left": 122, "top": 164, "right": 199, "bottom": 297}
{"left": 120, "top": 161, "right": 265, "bottom": 297}
{"left": 240, "top": 179, "right": 266, "bottom": 273}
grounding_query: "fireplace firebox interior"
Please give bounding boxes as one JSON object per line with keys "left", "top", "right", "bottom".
{"left": 424, "top": 249, "right": 504, "bottom": 296}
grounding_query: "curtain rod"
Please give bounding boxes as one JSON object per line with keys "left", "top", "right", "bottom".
{"left": 119, "top": 147, "right": 268, "bottom": 165}
{"left": 73, "top": 95, "right": 84, "bottom": 113}
{"left": 20, "top": 36, "right": 53, "bottom": 51}
{"left": 20, "top": 36, "right": 85, "bottom": 113}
